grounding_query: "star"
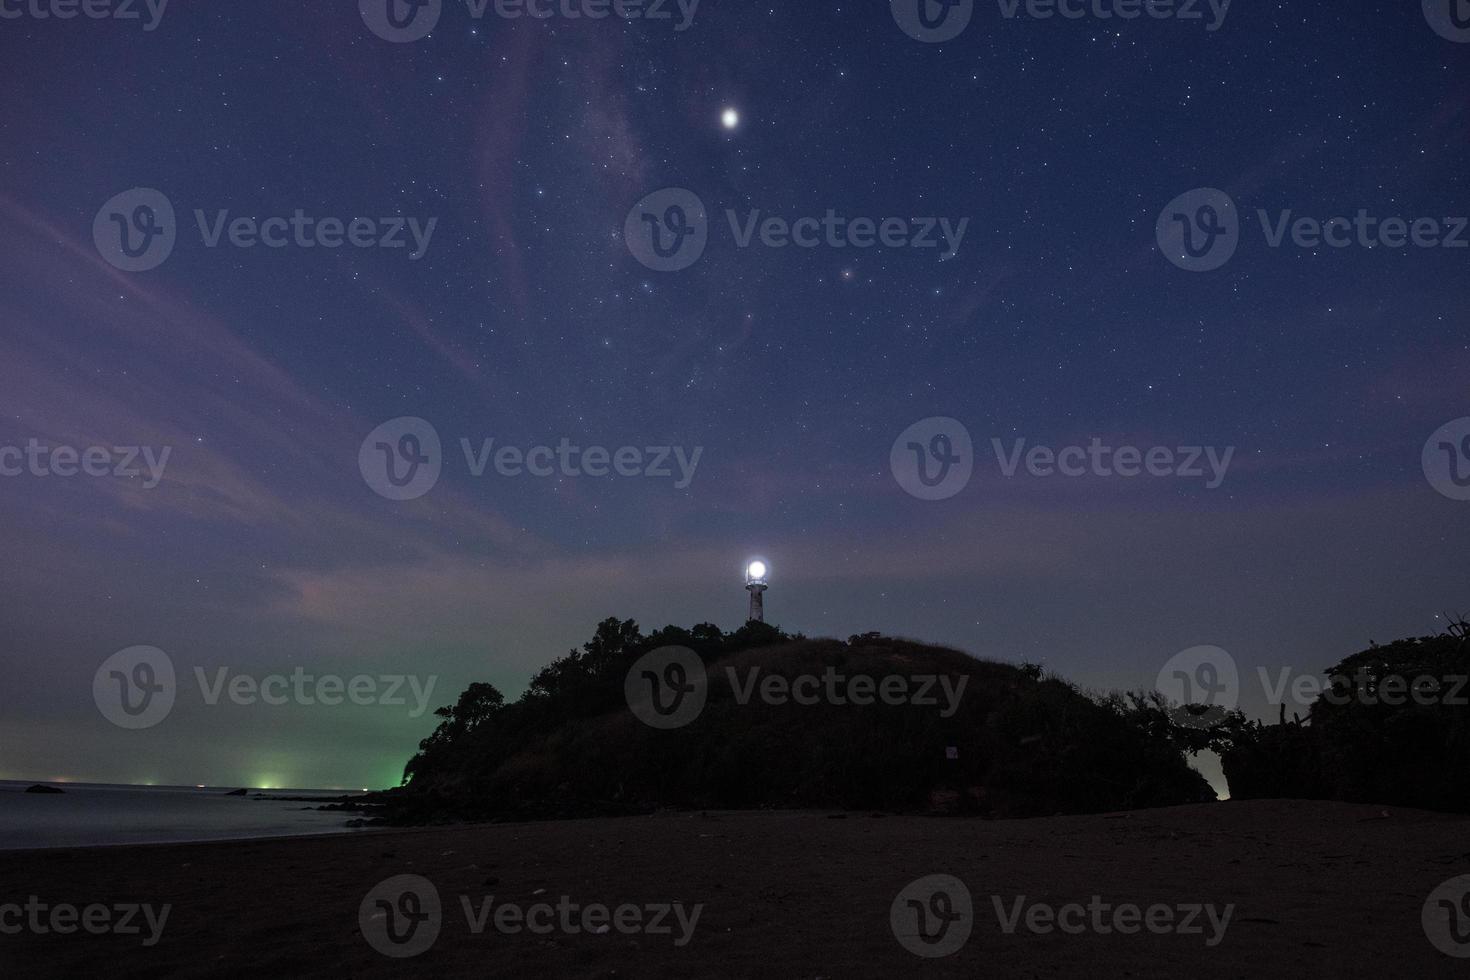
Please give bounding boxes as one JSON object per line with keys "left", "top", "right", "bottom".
{"left": 721, "top": 107, "right": 740, "bottom": 130}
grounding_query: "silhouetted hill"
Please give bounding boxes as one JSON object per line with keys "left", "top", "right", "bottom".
{"left": 1221, "top": 626, "right": 1470, "bottom": 812}
{"left": 385, "top": 620, "right": 1214, "bottom": 823}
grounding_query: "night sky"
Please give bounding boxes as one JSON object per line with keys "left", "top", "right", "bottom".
{"left": 1, "top": 1, "right": 1466, "bottom": 793}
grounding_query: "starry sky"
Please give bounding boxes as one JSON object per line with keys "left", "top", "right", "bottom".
{"left": 0, "top": 2, "right": 1466, "bottom": 794}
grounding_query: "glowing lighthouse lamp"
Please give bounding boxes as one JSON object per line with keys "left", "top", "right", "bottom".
{"left": 744, "top": 560, "right": 769, "bottom": 623}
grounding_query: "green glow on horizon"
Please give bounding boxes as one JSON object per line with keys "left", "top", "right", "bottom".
{"left": 4, "top": 758, "right": 409, "bottom": 792}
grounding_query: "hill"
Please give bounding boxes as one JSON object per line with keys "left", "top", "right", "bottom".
{"left": 386, "top": 619, "right": 1214, "bottom": 823}
{"left": 1222, "top": 624, "right": 1470, "bottom": 812}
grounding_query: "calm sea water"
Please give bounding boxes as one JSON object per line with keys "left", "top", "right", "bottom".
{"left": 0, "top": 781, "right": 369, "bottom": 850}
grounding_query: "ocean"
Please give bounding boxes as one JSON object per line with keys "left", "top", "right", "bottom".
{"left": 0, "top": 781, "right": 369, "bottom": 850}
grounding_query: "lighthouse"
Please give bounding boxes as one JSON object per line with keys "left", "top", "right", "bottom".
{"left": 744, "top": 560, "right": 768, "bottom": 623}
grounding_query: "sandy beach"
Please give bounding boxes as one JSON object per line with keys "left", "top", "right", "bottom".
{"left": 3, "top": 798, "right": 1468, "bottom": 977}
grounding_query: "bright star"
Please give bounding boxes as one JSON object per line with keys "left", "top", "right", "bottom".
{"left": 721, "top": 107, "right": 740, "bottom": 130}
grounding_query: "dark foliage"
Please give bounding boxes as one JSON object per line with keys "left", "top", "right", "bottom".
{"left": 387, "top": 618, "right": 1215, "bottom": 823}
{"left": 1219, "top": 623, "right": 1470, "bottom": 812}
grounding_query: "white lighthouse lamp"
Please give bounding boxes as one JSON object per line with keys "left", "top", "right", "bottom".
{"left": 744, "top": 560, "right": 768, "bottom": 623}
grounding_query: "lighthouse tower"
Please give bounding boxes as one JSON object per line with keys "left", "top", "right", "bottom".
{"left": 744, "top": 560, "right": 768, "bottom": 623}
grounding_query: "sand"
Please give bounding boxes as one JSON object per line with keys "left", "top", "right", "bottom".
{"left": 2, "top": 799, "right": 1468, "bottom": 977}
